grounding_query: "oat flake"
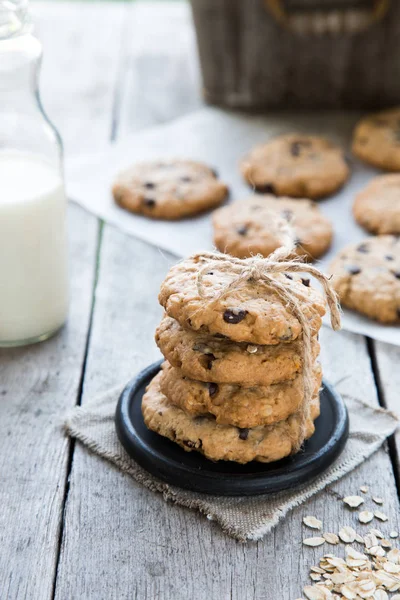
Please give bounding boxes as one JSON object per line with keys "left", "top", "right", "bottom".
{"left": 303, "top": 537, "right": 326, "bottom": 547}
{"left": 374, "top": 510, "right": 388, "bottom": 522}
{"left": 343, "top": 496, "right": 364, "bottom": 508}
{"left": 303, "top": 516, "right": 323, "bottom": 530}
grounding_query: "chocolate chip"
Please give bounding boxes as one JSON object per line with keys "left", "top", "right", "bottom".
{"left": 237, "top": 225, "right": 248, "bottom": 236}
{"left": 158, "top": 411, "right": 163, "bottom": 416}
{"left": 393, "top": 271, "right": 400, "bottom": 279}
{"left": 281, "top": 209, "right": 293, "bottom": 222}
{"left": 347, "top": 265, "right": 361, "bottom": 275}
{"left": 143, "top": 198, "right": 156, "bottom": 208}
{"left": 180, "top": 176, "right": 191, "bottom": 183}
{"left": 214, "top": 333, "right": 228, "bottom": 339}
{"left": 255, "top": 183, "right": 276, "bottom": 195}
{"left": 290, "top": 141, "right": 302, "bottom": 157}
{"left": 279, "top": 327, "right": 293, "bottom": 341}
{"left": 144, "top": 182, "right": 155, "bottom": 189}
{"left": 205, "top": 354, "right": 216, "bottom": 369}
{"left": 385, "top": 255, "right": 394, "bottom": 261}
{"left": 183, "top": 439, "right": 196, "bottom": 448}
{"left": 301, "top": 278, "right": 310, "bottom": 287}
{"left": 294, "top": 237, "right": 301, "bottom": 247}
{"left": 223, "top": 309, "right": 248, "bottom": 324}
{"left": 207, "top": 271, "right": 214, "bottom": 275}
{"left": 284, "top": 273, "right": 293, "bottom": 280}
{"left": 208, "top": 382, "right": 218, "bottom": 397}
{"left": 357, "top": 243, "right": 369, "bottom": 253}
{"left": 238, "top": 428, "right": 249, "bottom": 440}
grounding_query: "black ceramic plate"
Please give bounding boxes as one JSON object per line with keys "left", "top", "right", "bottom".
{"left": 115, "top": 360, "right": 349, "bottom": 496}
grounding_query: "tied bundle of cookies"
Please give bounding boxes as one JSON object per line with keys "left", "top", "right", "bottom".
{"left": 142, "top": 244, "right": 341, "bottom": 464}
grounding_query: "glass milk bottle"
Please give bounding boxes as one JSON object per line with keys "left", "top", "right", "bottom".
{"left": 0, "top": 1, "right": 69, "bottom": 346}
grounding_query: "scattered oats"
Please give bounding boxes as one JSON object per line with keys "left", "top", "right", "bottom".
{"left": 343, "top": 495, "right": 364, "bottom": 508}
{"left": 381, "top": 539, "right": 392, "bottom": 549}
{"left": 311, "top": 567, "right": 326, "bottom": 574}
{"left": 339, "top": 526, "right": 357, "bottom": 543}
{"left": 372, "top": 496, "right": 383, "bottom": 505}
{"left": 346, "top": 545, "right": 369, "bottom": 568}
{"left": 374, "top": 511, "right": 388, "bottom": 522}
{"left": 355, "top": 533, "right": 364, "bottom": 544}
{"left": 359, "top": 511, "right": 374, "bottom": 524}
{"left": 360, "top": 486, "right": 368, "bottom": 493}
{"left": 303, "top": 537, "right": 326, "bottom": 547}
{"left": 323, "top": 533, "right": 339, "bottom": 545}
{"left": 303, "top": 516, "right": 323, "bottom": 530}
{"left": 326, "top": 556, "right": 346, "bottom": 568}
{"left": 373, "top": 589, "right": 388, "bottom": 600}
{"left": 384, "top": 562, "right": 400, "bottom": 574}
{"left": 387, "top": 548, "right": 400, "bottom": 563}
{"left": 303, "top": 585, "right": 332, "bottom": 600}
{"left": 358, "top": 579, "right": 376, "bottom": 596}
{"left": 368, "top": 545, "right": 386, "bottom": 557}
{"left": 341, "top": 583, "right": 358, "bottom": 599}
{"left": 390, "top": 531, "right": 399, "bottom": 539}
{"left": 391, "top": 595, "right": 400, "bottom": 600}
{"left": 310, "top": 574, "right": 322, "bottom": 582}
{"left": 370, "top": 528, "right": 384, "bottom": 539}
{"left": 364, "top": 533, "right": 378, "bottom": 548}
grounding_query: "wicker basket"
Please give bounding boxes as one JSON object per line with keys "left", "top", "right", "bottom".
{"left": 190, "top": 0, "right": 400, "bottom": 109}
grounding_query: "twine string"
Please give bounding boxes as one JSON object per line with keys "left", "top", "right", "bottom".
{"left": 194, "top": 245, "right": 341, "bottom": 452}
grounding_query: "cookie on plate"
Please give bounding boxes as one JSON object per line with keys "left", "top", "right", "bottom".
{"left": 329, "top": 235, "right": 400, "bottom": 323}
{"left": 159, "top": 255, "right": 326, "bottom": 345}
{"left": 112, "top": 159, "right": 228, "bottom": 220}
{"left": 240, "top": 134, "right": 349, "bottom": 199}
{"left": 142, "top": 371, "right": 319, "bottom": 464}
{"left": 212, "top": 195, "right": 333, "bottom": 260}
{"left": 352, "top": 107, "right": 400, "bottom": 171}
{"left": 353, "top": 174, "right": 400, "bottom": 234}
{"left": 155, "top": 315, "right": 320, "bottom": 386}
{"left": 159, "top": 361, "right": 322, "bottom": 429}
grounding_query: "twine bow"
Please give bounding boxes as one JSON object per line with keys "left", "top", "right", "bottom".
{"left": 193, "top": 244, "right": 341, "bottom": 452}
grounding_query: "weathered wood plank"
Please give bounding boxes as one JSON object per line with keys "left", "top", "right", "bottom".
{"left": 0, "top": 204, "right": 97, "bottom": 600}
{"left": 0, "top": 4, "right": 125, "bottom": 599}
{"left": 373, "top": 340, "right": 400, "bottom": 478}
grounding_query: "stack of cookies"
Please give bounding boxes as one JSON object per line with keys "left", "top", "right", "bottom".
{"left": 142, "top": 253, "right": 328, "bottom": 464}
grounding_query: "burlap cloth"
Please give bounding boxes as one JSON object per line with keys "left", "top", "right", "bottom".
{"left": 65, "top": 387, "right": 397, "bottom": 542}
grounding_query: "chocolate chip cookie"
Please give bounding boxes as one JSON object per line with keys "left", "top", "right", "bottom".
{"left": 158, "top": 255, "right": 326, "bottom": 345}
{"left": 212, "top": 195, "right": 333, "bottom": 260}
{"left": 112, "top": 159, "right": 228, "bottom": 220}
{"left": 240, "top": 134, "right": 349, "bottom": 199}
{"left": 159, "top": 361, "right": 322, "bottom": 429}
{"left": 142, "top": 371, "right": 319, "bottom": 464}
{"left": 352, "top": 108, "right": 400, "bottom": 171}
{"left": 353, "top": 175, "right": 400, "bottom": 235}
{"left": 156, "top": 315, "right": 320, "bottom": 386}
{"left": 329, "top": 235, "right": 400, "bottom": 323}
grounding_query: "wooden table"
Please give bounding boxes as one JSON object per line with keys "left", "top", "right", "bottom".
{"left": 1, "top": 3, "right": 400, "bottom": 599}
